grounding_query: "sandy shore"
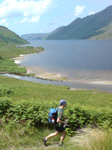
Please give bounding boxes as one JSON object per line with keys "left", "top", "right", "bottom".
{"left": 90, "top": 80, "right": 112, "bottom": 85}
{"left": 25, "top": 66, "right": 112, "bottom": 84}
{"left": 73, "top": 78, "right": 112, "bottom": 85}
{"left": 13, "top": 54, "right": 68, "bottom": 81}
{"left": 13, "top": 55, "right": 112, "bottom": 84}
{"left": 13, "top": 54, "right": 26, "bottom": 64}
{"left": 26, "top": 66, "right": 68, "bottom": 81}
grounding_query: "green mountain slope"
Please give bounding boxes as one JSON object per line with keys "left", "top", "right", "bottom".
{"left": 0, "top": 26, "right": 29, "bottom": 45}
{"left": 46, "top": 5, "right": 112, "bottom": 40}
{"left": 90, "top": 23, "right": 112, "bottom": 40}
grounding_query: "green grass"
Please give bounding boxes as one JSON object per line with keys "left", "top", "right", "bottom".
{"left": 0, "top": 124, "right": 53, "bottom": 150}
{"left": 0, "top": 44, "right": 44, "bottom": 74}
{"left": 71, "top": 128, "right": 112, "bottom": 150}
{"left": 0, "top": 123, "right": 74, "bottom": 150}
{"left": 0, "top": 45, "right": 44, "bottom": 59}
{"left": 0, "top": 75, "right": 112, "bottom": 145}
{"left": 0, "top": 26, "right": 28, "bottom": 44}
{"left": 0, "top": 75, "right": 112, "bottom": 110}
{"left": 0, "top": 58, "right": 27, "bottom": 74}
{"left": 0, "top": 69, "right": 112, "bottom": 150}
{"left": 90, "top": 23, "right": 112, "bottom": 40}
{"left": 0, "top": 123, "right": 112, "bottom": 150}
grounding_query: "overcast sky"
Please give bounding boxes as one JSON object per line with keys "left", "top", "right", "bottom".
{"left": 0, "top": 0, "right": 112, "bottom": 36}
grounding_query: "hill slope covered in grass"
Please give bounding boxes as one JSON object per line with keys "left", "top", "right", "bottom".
{"left": 22, "top": 6, "right": 112, "bottom": 40}
{"left": 0, "top": 76, "right": 112, "bottom": 149}
{"left": 46, "top": 5, "right": 112, "bottom": 40}
{"left": 0, "top": 26, "right": 44, "bottom": 75}
{"left": 0, "top": 26, "right": 29, "bottom": 45}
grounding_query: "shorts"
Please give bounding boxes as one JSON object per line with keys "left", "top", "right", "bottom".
{"left": 54, "top": 126, "right": 65, "bottom": 133}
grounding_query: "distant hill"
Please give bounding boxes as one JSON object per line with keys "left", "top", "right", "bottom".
{"left": 0, "top": 26, "right": 29, "bottom": 45}
{"left": 46, "top": 5, "right": 112, "bottom": 40}
{"left": 21, "top": 33, "right": 50, "bottom": 41}
{"left": 21, "top": 5, "right": 112, "bottom": 40}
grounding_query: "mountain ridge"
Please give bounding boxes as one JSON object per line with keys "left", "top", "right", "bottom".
{"left": 46, "top": 5, "right": 112, "bottom": 40}
{"left": 21, "top": 5, "right": 112, "bottom": 40}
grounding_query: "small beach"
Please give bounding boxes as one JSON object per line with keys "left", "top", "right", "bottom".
{"left": 90, "top": 80, "right": 112, "bottom": 85}
{"left": 13, "top": 54, "right": 26, "bottom": 64}
{"left": 26, "top": 66, "right": 68, "bottom": 81}
{"left": 13, "top": 54, "right": 68, "bottom": 81}
{"left": 13, "top": 54, "right": 112, "bottom": 85}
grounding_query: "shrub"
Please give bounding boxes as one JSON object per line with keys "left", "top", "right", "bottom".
{"left": 0, "top": 99, "right": 112, "bottom": 135}
{"left": 0, "top": 98, "right": 12, "bottom": 117}
{"left": 0, "top": 87, "right": 14, "bottom": 97}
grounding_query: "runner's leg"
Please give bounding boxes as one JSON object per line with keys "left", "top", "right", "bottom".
{"left": 60, "top": 130, "right": 66, "bottom": 144}
{"left": 46, "top": 131, "right": 59, "bottom": 140}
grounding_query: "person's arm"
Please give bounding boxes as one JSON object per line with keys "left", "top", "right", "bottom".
{"left": 57, "top": 109, "right": 68, "bottom": 124}
{"left": 57, "top": 118, "right": 68, "bottom": 124}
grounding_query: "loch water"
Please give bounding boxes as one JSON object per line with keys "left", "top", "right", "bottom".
{"left": 20, "top": 40, "right": 112, "bottom": 80}
{"left": 2, "top": 40, "right": 112, "bottom": 93}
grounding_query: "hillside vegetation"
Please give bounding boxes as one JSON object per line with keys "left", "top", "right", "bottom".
{"left": 90, "top": 22, "right": 112, "bottom": 40}
{"left": 0, "top": 26, "right": 28, "bottom": 45}
{"left": 0, "top": 76, "right": 112, "bottom": 149}
{"left": 46, "top": 5, "right": 112, "bottom": 40}
{"left": 1, "top": 48, "right": 112, "bottom": 149}
{"left": 0, "top": 26, "right": 44, "bottom": 75}
{"left": 22, "top": 5, "right": 112, "bottom": 40}
{"left": 0, "top": 44, "right": 44, "bottom": 75}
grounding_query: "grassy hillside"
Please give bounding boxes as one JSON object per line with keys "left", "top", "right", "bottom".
{"left": 0, "top": 25, "right": 45, "bottom": 75}
{"left": 0, "top": 45, "right": 44, "bottom": 75}
{"left": 0, "top": 44, "right": 43, "bottom": 59}
{"left": 46, "top": 5, "right": 112, "bottom": 40}
{"left": 0, "top": 76, "right": 112, "bottom": 149}
{"left": 21, "top": 6, "right": 112, "bottom": 40}
{"left": 0, "top": 26, "right": 28, "bottom": 44}
{"left": 0, "top": 75, "right": 112, "bottom": 110}
{"left": 90, "top": 23, "right": 112, "bottom": 40}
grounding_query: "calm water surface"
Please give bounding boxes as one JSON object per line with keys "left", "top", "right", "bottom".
{"left": 20, "top": 40, "right": 112, "bottom": 80}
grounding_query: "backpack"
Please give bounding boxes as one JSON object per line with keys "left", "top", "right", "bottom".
{"left": 48, "top": 108, "right": 58, "bottom": 124}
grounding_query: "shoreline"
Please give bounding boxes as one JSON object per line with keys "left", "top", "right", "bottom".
{"left": 89, "top": 80, "right": 112, "bottom": 85}
{"left": 26, "top": 66, "right": 68, "bottom": 81}
{"left": 13, "top": 54, "right": 68, "bottom": 81}
{"left": 13, "top": 54, "right": 112, "bottom": 85}
{"left": 13, "top": 54, "right": 26, "bottom": 64}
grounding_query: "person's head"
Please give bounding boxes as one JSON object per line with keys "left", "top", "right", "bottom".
{"left": 59, "top": 99, "right": 67, "bottom": 108}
